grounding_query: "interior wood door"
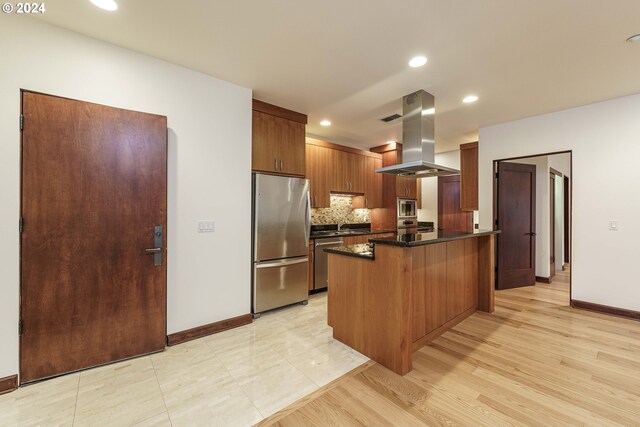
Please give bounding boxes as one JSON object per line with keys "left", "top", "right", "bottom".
{"left": 497, "top": 162, "right": 536, "bottom": 290}
{"left": 438, "top": 175, "right": 473, "bottom": 232}
{"left": 20, "top": 91, "right": 167, "bottom": 383}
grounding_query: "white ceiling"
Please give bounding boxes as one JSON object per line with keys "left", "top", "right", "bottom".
{"left": 36, "top": 0, "right": 640, "bottom": 152}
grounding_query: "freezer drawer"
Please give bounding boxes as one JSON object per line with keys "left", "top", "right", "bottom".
{"left": 253, "top": 256, "right": 309, "bottom": 313}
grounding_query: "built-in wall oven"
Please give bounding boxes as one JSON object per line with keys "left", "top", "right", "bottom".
{"left": 397, "top": 198, "right": 418, "bottom": 235}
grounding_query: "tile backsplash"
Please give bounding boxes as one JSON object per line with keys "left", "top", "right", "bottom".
{"left": 311, "top": 195, "right": 370, "bottom": 225}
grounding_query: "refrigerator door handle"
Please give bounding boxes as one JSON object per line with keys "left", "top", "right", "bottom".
{"left": 304, "top": 190, "right": 311, "bottom": 246}
{"left": 255, "top": 256, "right": 308, "bottom": 269}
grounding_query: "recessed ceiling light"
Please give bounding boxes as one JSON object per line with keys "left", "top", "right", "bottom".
{"left": 463, "top": 95, "right": 479, "bottom": 104}
{"left": 90, "top": 0, "right": 118, "bottom": 10}
{"left": 408, "top": 56, "right": 428, "bottom": 68}
{"left": 421, "top": 108, "right": 435, "bottom": 116}
{"left": 386, "top": 140, "right": 396, "bottom": 145}
{"left": 320, "top": 120, "right": 331, "bottom": 127}
{"left": 627, "top": 34, "right": 640, "bottom": 42}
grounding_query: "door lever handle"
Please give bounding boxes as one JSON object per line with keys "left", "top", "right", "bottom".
{"left": 145, "top": 248, "right": 162, "bottom": 253}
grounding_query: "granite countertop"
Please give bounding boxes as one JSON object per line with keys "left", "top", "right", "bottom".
{"left": 368, "top": 229, "right": 500, "bottom": 247}
{"left": 310, "top": 228, "right": 395, "bottom": 239}
{"left": 324, "top": 243, "right": 375, "bottom": 260}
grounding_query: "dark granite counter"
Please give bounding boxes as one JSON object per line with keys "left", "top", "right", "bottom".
{"left": 324, "top": 243, "right": 374, "bottom": 260}
{"left": 310, "top": 228, "right": 395, "bottom": 239}
{"left": 368, "top": 229, "right": 500, "bottom": 247}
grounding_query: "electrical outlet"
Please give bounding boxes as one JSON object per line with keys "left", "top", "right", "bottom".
{"left": 198, "top": 220, "right": 215, "bottom": 233}
{"left": 608, "top": 220, "right": 618, "bottom": 231}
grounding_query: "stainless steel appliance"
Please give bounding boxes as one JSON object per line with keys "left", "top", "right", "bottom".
{"left": 313, "top": 237, "right": 344, "bottom": 291}
{"left": 397, "top": 198, "right": 417, "bottom": 218}
{"left": 397, "top": 198, "right": 418, "bottom": 235}
{"left": 252, "top": 174, "right": 311, "bottom": 314}
{"left": 376, "top": 90, "right": 460, "bottom": 178}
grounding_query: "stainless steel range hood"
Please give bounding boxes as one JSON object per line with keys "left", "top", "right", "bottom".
{"left": 376, "top": 90, "right": 459, "bottom": 177}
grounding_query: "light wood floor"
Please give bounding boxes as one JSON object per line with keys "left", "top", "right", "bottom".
{"left": 258, "top": 268, "right": 640, "bottom": 426}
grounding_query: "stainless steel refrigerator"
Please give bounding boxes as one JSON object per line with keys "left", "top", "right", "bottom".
{"left": 252, "top": 173, "right": 311, "bottom": 314}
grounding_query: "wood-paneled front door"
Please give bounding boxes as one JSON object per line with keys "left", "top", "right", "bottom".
{"left": 497, "top": 162, "right": 536, "bottom": 289}
{"left": 20, "top": 91, "right": 168, "bottom": 383}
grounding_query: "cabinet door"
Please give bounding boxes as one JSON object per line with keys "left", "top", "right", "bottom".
{"left": 349, "top": 153, "right": 366, "bottom": 194}
{"left": 252, "top": 110, "right": 279, "bottom": 173}
{"left": 279, "top": 119, "right": 306, "bottom": 176}
{"left": 331, "top": 150, "right": 350, "bottom": 193}
{"left": 416, "top": 178, "right": 423, "bottom": 209}
{"left": 425, "top": 243, "right": 448, "bottom": 334}
{"left": 406, "top": 179, "right": 418, "bottom": 199}
{"left": 306, "top": 144, "right": 330, "bottom": 207}
{"left": 446, "top": 240, "right": 467, "bottom": 321}
{"left": 460, "top": 142, "right": 479, "bottom": 210}
{"left": 363, "top": 157, "right": 383, "bottom": 208}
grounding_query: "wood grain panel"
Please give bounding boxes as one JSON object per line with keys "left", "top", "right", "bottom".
{"left": 364, "top": 245, "right": 413, "bottom": 375}
{"left": 279, "top": 119, "right": 306, "bottom": 176}
{"left": 460, "top": 141, "right": 478, "bottom": 210}
{"left": 411, "top": 247, "right": 427, "bottom": 341}
{"left": 252, "top": 99, "right": 308, "bottom": 124}
{"left": 438, "top": 175, "right": 473, "bottom": 232}
{"left": 306, "top": 137, "right": 382, "bottom": 159}
{"left": 166, "top": 314, "right": 252, "bottom": 346}
{"left": 252, "top": 110, "right": 279, "bottom": 173}
{"left": 20, "top": 91, "right": 167, "bottom": 383}
{"left": 464, "top": 237, "right": 479, "bottom": 311}
{"left": 305, "top": 143, "right": 330, "bottom": 207}
{"left": 478, "top": 234, "right": 496, "bottom": 313}
{"left": 327, "top": 254, "right": 367, "bottom": 352}
{"left": 425, "top": 242, "right": 448, "bottom": 333}
{"left": 0, "top": 375, "right": 18, "bottom": 396}
{"left": 446, "top": 240, "right": 467, "bottom": 321}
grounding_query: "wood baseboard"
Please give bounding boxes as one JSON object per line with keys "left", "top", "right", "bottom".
{"left": 167, "top": 314, "right": 253, "bottom": 346}
{"left": 571, "top": 300, "right": 640, "bottom": 321}
{"left": 0, "top": 375, "right": 18, "bottom": 395}
{"left": 535, "top": 276, "right": 551, "bottom": 284}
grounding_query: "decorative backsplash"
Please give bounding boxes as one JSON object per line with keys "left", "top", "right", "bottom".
{"left": 311, "top": 195, "right": 370, "bottom": 225}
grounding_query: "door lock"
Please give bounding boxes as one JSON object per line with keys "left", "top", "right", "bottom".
{"left": 145, "top": 226, "right": 163, "bottom": 266}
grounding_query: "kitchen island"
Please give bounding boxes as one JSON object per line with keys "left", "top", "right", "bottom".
{"left": 326, "top": 230, "right": 500, "bottom": 375}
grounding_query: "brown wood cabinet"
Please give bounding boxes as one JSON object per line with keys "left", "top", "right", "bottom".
{"left": 252, "top": 100, "right": 307, "bottom": 176}
{"left": 460, "top": 141, "right": 478, "bottom": 211}
{"left": 370, "top": 143, "right": 419, "bottom": 230}
{"left": 305, "top": 144, "right": 331, "bottom": 208}
{"left": 305, "top": 138, "right": 383, "bottom": 209}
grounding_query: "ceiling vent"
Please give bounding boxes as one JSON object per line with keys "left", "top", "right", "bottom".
{"left": 380, "top": 113, "right": 402, "bottom": 123}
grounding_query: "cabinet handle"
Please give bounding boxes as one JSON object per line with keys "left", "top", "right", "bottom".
{"left": 280, "top": 159, "right": 283, "bottom": 171}
{"left": 365, "top": 197, "right": 368, "bottom": 208}
{"left": 274, "top": 159, "right": 278, "bottom": 171}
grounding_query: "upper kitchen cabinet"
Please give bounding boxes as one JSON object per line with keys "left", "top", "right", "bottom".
{"left": 305, "top": 138, "right": 382, "bottom": 208}
{"left": 459, "top": 141, "right": 478, "bottom": 211}
{"left": 305, "top": 143, "right": 331, "bottom": 208}
{"left": 252, "top": 100, "right": 307, "bottom": 177}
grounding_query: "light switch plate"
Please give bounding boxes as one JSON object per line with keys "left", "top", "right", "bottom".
{"left": 198, "top": 220, "right": 215, "bottom": 233}
{"left": 609, "top": 220, "right": 618, "bottom": 231}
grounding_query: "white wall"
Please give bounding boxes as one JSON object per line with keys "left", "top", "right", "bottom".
{"left": 504, "top": 156, "right": 550, "bottom": 278}
{"left": 0, "top": 19, "right": 252, "bottom": 378}
{"left": 479, "top": 94, "right": 640, "bottom": 311}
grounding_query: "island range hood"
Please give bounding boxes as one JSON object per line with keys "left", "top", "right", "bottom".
{"left": 376, "top": 90, "right": 459, "bottom": 177}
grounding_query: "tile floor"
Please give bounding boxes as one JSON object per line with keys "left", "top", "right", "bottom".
{"left": 0, "top": 293, "right": 368, "bottom": 427}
